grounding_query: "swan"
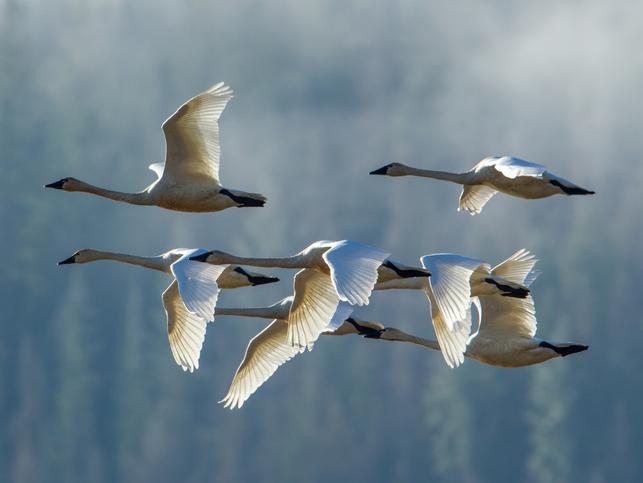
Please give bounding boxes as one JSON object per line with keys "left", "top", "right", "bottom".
{"left": 57, "top": 248, "right": 279, "bottom": 372}
{"left": 372, "top": 249, "right": 532, "bottom": 368}
{"left": 365, "top": 253, "right": 588, "bottom": 367}
{"left": 370, "top": 156, "right": 595, "bottom": 214}
{"left": 45, "top": 83, "right": 266, "bottom": 212}
{"left": 348, "top": 316, "right": 587, "bottom": 367}
{"left": 189, "top": 240, "right": 431, "bottom": 347}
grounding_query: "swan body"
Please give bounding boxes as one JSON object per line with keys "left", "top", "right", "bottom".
{"left": 363, "top": 323, "right": 587, "bottom": 368}
{"left": 370, "top": 156, "right": 595, "bottom": 214}
{"left": 190, "top": 240, "right": 431, "bottom": 347}
{"left": 46, "top": 83, "right": 266, "bottom": 212}
{"left": 58, "top": 248, "right": 278, "bottom": 372}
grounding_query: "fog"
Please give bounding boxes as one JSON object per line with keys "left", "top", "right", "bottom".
{"left": 2, "top": 0, "right": 642, "bottom": 481}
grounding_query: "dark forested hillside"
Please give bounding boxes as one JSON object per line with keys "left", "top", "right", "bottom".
{"left": 2, "top": 1, "right": 641, "bottom": 482}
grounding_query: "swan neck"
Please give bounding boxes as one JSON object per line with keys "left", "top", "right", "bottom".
{"left": 384, "top": 330, "right": 441, "bottom": 350}
{"left": 214, "top": 306, "right": 285, "bottom": 320}
{"left": 400, "top": 166, "right": 467, "bottom": 184}
{"left": 88, "top": 251, "right": 166, "bottom": 272}
{"left": 215, "top": 254, "right": 304, "bottom": 269}
{"left": 76, "top": 180, "right": 149, "bottom": 205}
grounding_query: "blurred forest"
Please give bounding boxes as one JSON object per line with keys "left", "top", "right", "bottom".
{"left": 2, "top": 0, "right": 642, "bottom": 482}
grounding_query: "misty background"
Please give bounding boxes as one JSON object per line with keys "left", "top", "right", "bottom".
{"left": 2, "top": 0, "right": 642, "bottom": 481}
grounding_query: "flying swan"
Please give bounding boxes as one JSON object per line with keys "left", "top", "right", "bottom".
{"left": 366, "top": 251, "right": 588, "bottom": 367}
{"left": 58, "top": 248, "right": 278, "bottom": 371}
{"left": 46, "top": 83, "right": 266, "bottom": 212}
{"left": 370, "top": 156, "right": 594, "bottom": 214}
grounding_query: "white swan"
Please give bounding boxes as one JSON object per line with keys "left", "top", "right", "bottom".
{"left": 370, "top": 156, "right": 595, "bottom": 214}
{"left": 349, "top": 317, "right": 587, "bottom": 367}
{"left": 367, "top": 253, "right": 588, "bottom": 367}
{"left": 190, "top": 240, "right": 432, "bottom": 347}
{"left": 373, "top": 249, "right": 532, "bottom": 368}
{"left": 58, "top": 248, "right": 278, "bottom": 371}
{"left": 46, "top": 83, "right": 266, "bottom": 212}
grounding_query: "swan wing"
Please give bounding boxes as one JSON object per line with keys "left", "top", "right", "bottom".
{"left": 490, "top": 249, "right": 540, "bottom": 287}
{"left": 288, "top": 268, "right": 341, "bottom": 348}
{"left": 326, "top": 301, "right": 355, "bottom": 332}
{"left": 421, "top": 254, "right": 488, "bottom": 328}
{"left": 477, "top": 292, "right": 537, "bottom": 338}
{"left": 458, "top": 185, "right": 497, "bottom": 215}
{"left": 490, "top": 156, "right": 547, "bottom": 179}
{"left": 171, "top": 249, "right": 229, "bottom": 322}
{"left": 425, "top": 283, "right": 472, "bottom": 368}
{"left": 162, "top": 281, "right": 208, "bottom": 372}
{"left": 220, "top": 319, "right": 304, "bottom": 409}
{"left": 322, "top": 240, "right": 390, "bottom": 306}
{"left": 161, "top": 82, "right": 233, "bottom": 184}
{"left": 148, "top": 163, "right": 165, "bottom": 180}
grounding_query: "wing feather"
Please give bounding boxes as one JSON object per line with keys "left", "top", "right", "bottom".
{"left": 322, "top": 240, "right": 390, "bottom": 306}
{"left": 221, "top": 320, "right": 304, "bottom": 409}
{"left": 288, "top": 269, "right": 341, "bottom": 348}
{"left": 171, "top": 249, "right": 229, "bottom": 322}
{"left": 161, "top": 82, "right": 233, "bottom": 184}
{"left": 458, "top": 185, "right": 497, "bottom": 215}
{"left": 162, "top": 281, "right": 208, "bottom": 372}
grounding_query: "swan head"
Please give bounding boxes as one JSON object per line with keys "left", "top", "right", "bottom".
{"left": 58, "top": 249, "right": 102, "bottom": 265}
{"left": 223, "top": 266, "right": 279, "bottom": 288}
{"left": 45, "top": 177, "right": 84, "bottom": 191}
{"left": 369, "top": 163, "right": 406, "bottom": 176}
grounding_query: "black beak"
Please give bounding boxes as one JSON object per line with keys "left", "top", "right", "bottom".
{"left": 189, "top": 252, "right": 211, "bottom": 262}
{"left": 45, "top": 179, "right": 65, "bottom": 189}
{"left": 249, "top": 276, "right": 280, "bottom": 286}
{"left": 369, "top": 166, "right": 388, "bottom": 175}
{"left": 58, "top": 256, "right": 76, "bottom": 265}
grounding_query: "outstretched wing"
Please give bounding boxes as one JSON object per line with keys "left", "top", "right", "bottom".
{"left": 323, "top": 240, "right": 390, "bottom": 306}
{"left": 477, "top": 292, "right": 537, "bottom": 339}
{"left": 288, "top": 269, "right": 341, "bottom": 349}
{"left": 221, "top": 320, "right": 304, "bottom": 409}
{"left": 425, "top": 283, "right": 473, "bottom": 368}
{"left": 458, "top": 185, "right": 497, "bottom": 215}
{"left": 491, "top": 249, "right": 540, "bottom": 287}
{"left": 421, "top": 254, "right": 488, "bottom": 328}
{"left": 161, "top": 82, "right": 233, "bottom": 184}
{"left": 171, "top": 249, "right": 229, "bottom": 322}
{"left": 162, "top": 281, "right": 208, "bottom": 372}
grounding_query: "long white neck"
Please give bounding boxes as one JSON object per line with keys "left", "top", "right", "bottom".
{"left": 84, "top": 250, "right": 167, "bottom": 272}
{"left": 397, "top": 165, "right": 469, "bottom": 184}
{"left": 214, "top": 305, "right": 289, "bottom": 320}
{"left": 72, "top": 179, "right": 150, "bottom": 205}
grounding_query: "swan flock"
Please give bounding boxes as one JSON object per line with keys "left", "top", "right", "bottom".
{"left": 48, "top": 82, "right": 592, "bottom": 408}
